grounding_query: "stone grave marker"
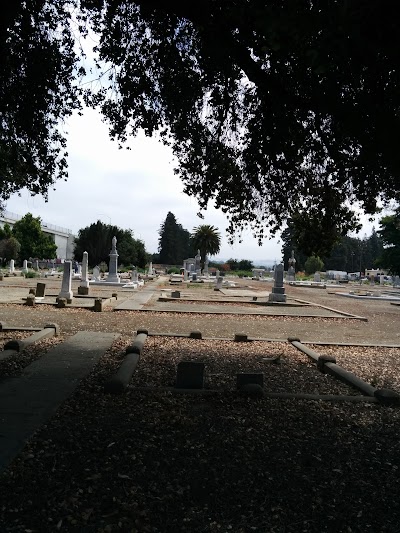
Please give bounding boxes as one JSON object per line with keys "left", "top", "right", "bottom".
{"left": 268, "top": 264, "right": 287, "bottom": 302}
{"left": 58, "top": 261, "right": 73, "bottom": 303}
{"left": 107, "top": 236, "right": 120, "bottom": 283}
{"left": 36, "top": 282, "right": 46, "bottom": 298}
{"left": 78, "top": 251, "right": 90, "bottom": 294}
{"left": 131, "top": 269, "right": 138, "bottom": 282}
{"left": 216, "top": 276, "right": 223, "bottom": 289}
{"left": 93, "top": 266, "right": 100, "bottom": 281}
{"left": 176, "top": 361, "right": 205, "bottom": 389}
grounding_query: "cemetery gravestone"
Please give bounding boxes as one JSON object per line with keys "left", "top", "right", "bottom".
{"left": 93, "top": 266, "right": 100, "bottom": 281}
{"left": 268, "top": 264, "right": 287, "bottom": 303}
{"left": 58, "top": 261, "right": 73, "bottom": 303}
{"left": 36, "top": 283, "right": 46, "bottom": 298}
{"left": 107, "top": 236, "right": 120, "bottom": 283}
{"left": 131, "top": 269, "right": 138, "bottom": 282}
{"left": 287, "top": 250, "right": 296, "bottom": 282}
{"left": 78, "top": 251, "right": 90, "bottom": 295}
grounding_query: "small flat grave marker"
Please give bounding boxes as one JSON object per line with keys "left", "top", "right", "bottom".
{"left": 176, "top": 361, "right": 205, "bottom": 389}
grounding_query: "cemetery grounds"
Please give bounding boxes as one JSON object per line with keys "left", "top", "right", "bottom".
{"left": 0, "top": 275, "right": 399, "bottom": 532}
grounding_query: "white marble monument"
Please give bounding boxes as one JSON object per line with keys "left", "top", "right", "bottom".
{"left": 58, "top": 260, "right": 73, "bottom": 302}
{"left": 107, "top": 236, "right": 120, "bottom": 283}
{"left": 81, "top": 252, "right": 89, "bottom": 288}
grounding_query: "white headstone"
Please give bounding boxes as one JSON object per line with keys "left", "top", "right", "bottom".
{"left": 93, "top": 266, "right": 100, "bottom": 281}
{"left": 81, "top": 252, "right": 89, "bottom": 287}
{"left": 9, "top": 259, "right": 15, "bottom": 273}
{"left": 22, "top": 260, "right": 28, "bottom": 273}
{"left": 195, "top": 249, "right": 201, "bottom": 273}
{"left": 58, "top": 261, "right": 73, "bottom": 301}
{"left": 203, "top": 256, "right": 209, "bottom": 275}
{"left": 131, "top": 269, "right": 138, "bottom": 282}
{"left": 314, "top": 272, "right": 321, "bottom": 282}
{"left": 148, "top": 262, "right": 153, "bottom": 275}
{"left": 108, "top": 236, "right": 120, "bottom": 283}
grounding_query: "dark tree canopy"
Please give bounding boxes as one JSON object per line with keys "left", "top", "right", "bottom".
{"left": 158, "top": 212, "right": 193, "bottom": 265}
{"left": 282, "top": 220, "right": 385, "bottom": 274}
{"left": 3, "top": 2, "right": 400, "bottom": 255}
{"left": 12, "top": 213, "right": 57, "bottom": 260}
{"left": 74, "top": 221, "right": 147, "bottom": 267}
{"left": 0, "top": 1, "right": 83, "bottom": 201}
{"left": 377, "top": 210, "right": 400, "bottom": 274}
{"left": 191, "top": 225, "right": 221, "bottom": 268}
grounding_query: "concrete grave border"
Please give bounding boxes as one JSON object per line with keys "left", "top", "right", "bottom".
{"left": 104, "top": 329, "right": 148, "bottom": 394}
{"left": 110, "top": 331, "right": 400, "bottom": 404}
{"left": 288, "top": 337, "right": 400, "bottom": 406}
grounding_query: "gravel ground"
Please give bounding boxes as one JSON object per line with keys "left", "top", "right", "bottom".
{"left": 0, "top": 279, "right": 400, "bottom": 532}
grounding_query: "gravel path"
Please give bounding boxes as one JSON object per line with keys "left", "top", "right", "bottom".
{"left": 0, "top": 278, "right": 399, "bottom": 532}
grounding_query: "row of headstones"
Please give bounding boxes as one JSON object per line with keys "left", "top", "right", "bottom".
{"left": 8, "top": 259, "right": 57, "bottom": 273}
{"left": 211, "top": 263, "right": 287, "bottom": 302}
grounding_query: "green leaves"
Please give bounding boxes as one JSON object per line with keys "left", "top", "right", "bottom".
{"left": 191, "top": 225, "right": 221, "bottom": 267}
{"left": 377, "top": 209, "right": 400, "bottom": 274}
{"left": 12, "top": 213, "right": 57, "bottom": 260}
{"left": 74, "top": 221, "right": 147, "bottom": 268}
{"left": 158, "top": 212, "right": 193, "bottom": 265}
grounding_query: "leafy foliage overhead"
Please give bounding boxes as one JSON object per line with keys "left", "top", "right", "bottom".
{"left": 3, "top": 2, "right": 400, "bottom": 254}
{"left": 81, "top": 0, "right": 400, "bottom": 247}
{"left": 0, "top": 1, "right": 83, "bottom": 202}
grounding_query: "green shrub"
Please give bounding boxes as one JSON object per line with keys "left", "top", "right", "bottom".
{"left": 168, "top": 267, "right": 180, "bottom": 274}
{"left": 25, "top": 271, "right": 38, "bottom": 278}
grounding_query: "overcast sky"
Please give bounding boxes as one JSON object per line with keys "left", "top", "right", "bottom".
{"left": 5, "top": 106, "right": 380, "bottom": 264}
{"left": 5, "top": 107, "right": 286, "bottom": 264}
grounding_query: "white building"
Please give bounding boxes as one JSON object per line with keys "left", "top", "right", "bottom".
{"left": 0, "top": 210, "right": 75, "bottom": 260}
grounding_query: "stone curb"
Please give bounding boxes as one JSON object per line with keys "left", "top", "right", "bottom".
{"left": 127, "top": 387, "right": 379, "bottom": 402}
{"left": 289, "top": 337, "right": 400, "bottom": 405}
{"left": 0, "top": 349, "right": 18, "bottom": 362}
{"left": 125, "top": 330, "right": 148, "bottom": 355}
{"left": 118, "top": 331, "right": 400, "bottom": 348}
{"left": 0, "top": 322, "right": 43, "bottom": 332}
{"left": 104, "top": 330, "right": 148, "bottom": 394}
{"left": 104, "top": 353, "right": 140, "bottom": 394}
{"left": 4, "top": 326, "right": 58, "bottom": 352}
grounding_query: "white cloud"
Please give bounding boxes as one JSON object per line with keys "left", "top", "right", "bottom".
{"left": 5, "top": 107, "right": 283, "bottom": 262}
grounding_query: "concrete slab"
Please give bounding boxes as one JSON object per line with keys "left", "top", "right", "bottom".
{"left": 114, "top": 291, "right": 154, "bottom": 310}
{"left": 219, "top": 289, "right": 269, "bottom": 297}
{"left": 0, "top": 331, "right": 119, "bottom": 473}
{"left": 139, "top": 301, "right": 344, "bottom": 317}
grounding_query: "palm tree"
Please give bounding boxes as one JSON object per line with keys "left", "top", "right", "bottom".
{"left": 191, "top": 225, "right": 221, "bottom": 268}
